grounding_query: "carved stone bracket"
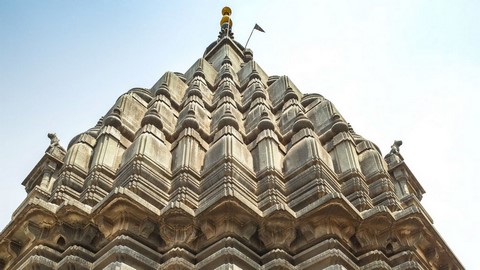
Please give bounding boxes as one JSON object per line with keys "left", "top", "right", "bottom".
{"left": 322, "top": 216, "right": 354, "bottom": 243}
{"left": 0, "top": 240, "right": 20, "bottom": 269}
{"left": 160, "top": 210, "right": 197, "bottom": 248}
{"left": 199, "top": 219, "right": 216, "bottom": 240}
{"left": 393, "top": 221, "right": 426, "bottom": 248}
{"left": 355, "top": 217, "right": 391, "bottom": 250}
{"left": 259, "top": 211, "right": 296, "bottom": 250}
{"left": 52, "top": 223, "right": 101, "bottom": 249}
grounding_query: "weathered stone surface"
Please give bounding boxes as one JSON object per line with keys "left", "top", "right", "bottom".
{"left": 0, "top": 7, "right": 462, "bottom": 270}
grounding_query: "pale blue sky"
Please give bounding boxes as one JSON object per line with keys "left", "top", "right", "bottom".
{"left": 1, "top": 1, "right": 479, "bottom": 268}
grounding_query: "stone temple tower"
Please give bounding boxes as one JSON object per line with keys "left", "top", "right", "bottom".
{"left": 0, "top": 7, "right": 463, "bottom": 270}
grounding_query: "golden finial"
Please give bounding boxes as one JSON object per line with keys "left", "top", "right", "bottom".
{"left": 220, "top": 6, "right": 233, "bottom": 27}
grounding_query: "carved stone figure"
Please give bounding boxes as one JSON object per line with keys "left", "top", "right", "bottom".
{"left": 48, "top": 133, "right": 60, "bottom": 148}
{"left": 45, "top": 132, "right": 66, "bottom": 155}
{"left": 390, "top": 140, "right": 403, "bottom": 155}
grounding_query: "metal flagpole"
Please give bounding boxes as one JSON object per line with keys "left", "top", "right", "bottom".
{"left": 244, "top": 27, "right": 256, "bottom": 49}
{"left": 244, "top": 24, "right": 265, "bottom": 49}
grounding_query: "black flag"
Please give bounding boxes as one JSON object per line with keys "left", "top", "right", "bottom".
{"left": 245, "top": 23, "right": 265, "bottom": 49}
{"left": 254, "top": 23, "right": 265, "bottom": 33}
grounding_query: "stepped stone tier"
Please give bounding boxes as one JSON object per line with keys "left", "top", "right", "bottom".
{"left": 0, "top": 7, "right": 463, "bottom": 270}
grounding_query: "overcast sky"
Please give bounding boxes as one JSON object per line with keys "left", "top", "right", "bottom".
{"left": 1, "top": 1, "right": 478, "bottom": 268}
